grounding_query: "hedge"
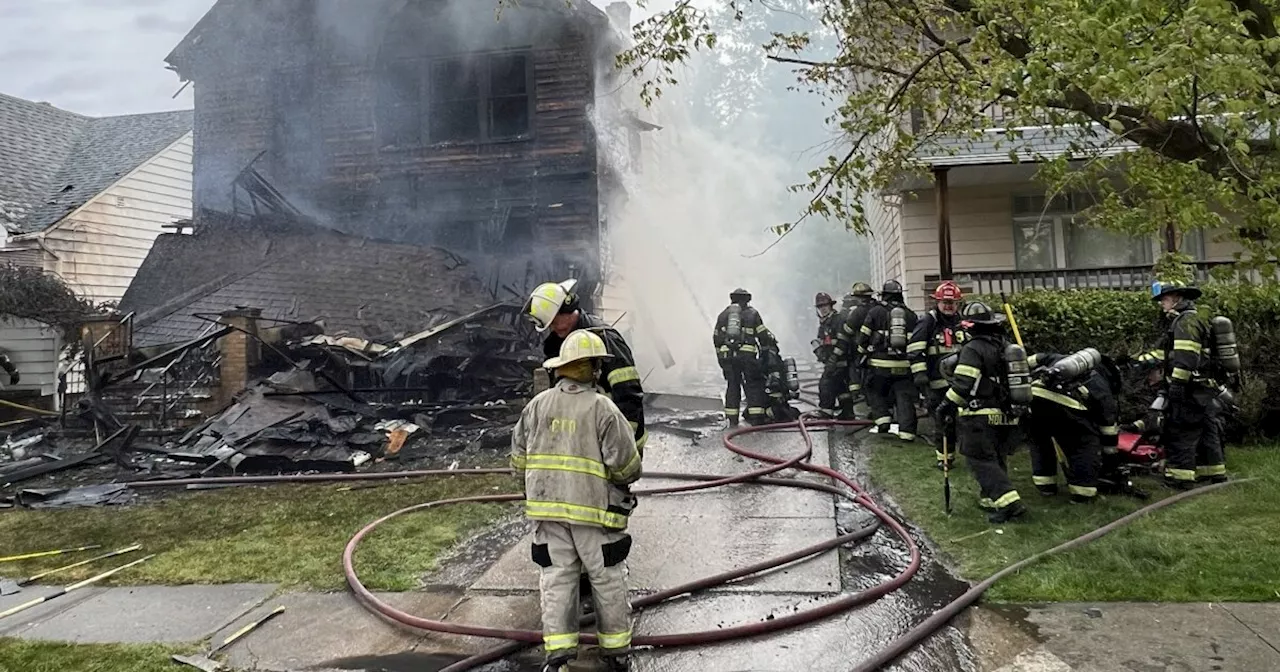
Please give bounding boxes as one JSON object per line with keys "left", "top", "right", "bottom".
{"left": 979, "top": 283, "right": 1280, "bottom": 441}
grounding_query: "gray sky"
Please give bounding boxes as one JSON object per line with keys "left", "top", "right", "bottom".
{"left": 0, "top": 0, "right": 697, "bottom": 117}
{"left": 0, "top": 0, "right": 211, "bottom": 116}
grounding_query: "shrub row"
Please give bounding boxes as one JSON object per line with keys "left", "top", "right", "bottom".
{"left": 978, "top": 283, "right": 1280, "bottom": 441}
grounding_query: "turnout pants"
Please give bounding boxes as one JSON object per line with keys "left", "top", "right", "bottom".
{"left": 847, "top": 366, "right": 870, "bottom": 419}
{"left": 867, "top": 366, "right": 918, "bottom": 438}
{"left": 723, "top": 356, "right": 769, "bottom": 423}
{"left": 924, "top": 386, "right": 955, "bottom": 462}
{"left": 1027, "top": 400, "right": 1101, "bottom": 499}
{"left": 533, "top": 521, "right": 633, "bottom": 662}
{"left": 1163, "top": 389, "right": 1226, "bottom": 483}
{"left": 818, "top": 362, "right": 849, "bottom": 416}
{"left": 957, "top": 414, "right": 1021, "bottom": 511}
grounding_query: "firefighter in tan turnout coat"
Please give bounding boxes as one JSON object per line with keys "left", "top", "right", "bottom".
{"left": 511, "top": 329, "right": 643, "bottom": 672}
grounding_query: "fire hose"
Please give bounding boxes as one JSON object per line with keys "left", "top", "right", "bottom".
{"left": 122, "top": 416, "right": 1250, "bottom": 670}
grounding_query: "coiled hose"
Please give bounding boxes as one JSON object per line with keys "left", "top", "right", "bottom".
{"left": 123, "top": 413, "right": 1247, "bottom": 670}
{"left": 340, "top": 414, "right": 927, "bottom": 671}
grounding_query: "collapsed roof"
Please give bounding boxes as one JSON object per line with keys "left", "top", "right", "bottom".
{"left": 118, "top": 211, "right": 502, "bottom": 347}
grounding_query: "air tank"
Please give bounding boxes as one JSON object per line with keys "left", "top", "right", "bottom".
{"left": 1050, "top": 347, "right": 1102, "bottom": 381}
{"left": 784, "top": 357, "right": 800, "bottom": 393}
{"left": 889, "top": 306, "right": 908, "bottom": 350}
{"left": 1210, "top": 316, "right": 1241, "bottom": 373}
{"left": 939, "top": 353, "right": 959, "bottom": 381}
{"left": 1004, "top": 343, "right": 1033, "bottom": 405}
{"left": 726, "top": 304, "right": 743, "bottom": 342}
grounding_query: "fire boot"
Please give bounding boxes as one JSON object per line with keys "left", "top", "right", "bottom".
{"left": 987, "top": 500, "right": 1028, "bottom": 524}
{"left": 542, "top": 656, "right": 573, "bottom": 672}
{"left": 1036, "top": 483, "right": 1058, "bottom": 497}
{"left": 602, "top": 655, "right": 632, "bottom": 672}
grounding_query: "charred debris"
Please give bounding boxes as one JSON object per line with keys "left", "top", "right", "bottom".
{"left": 2, "top": 288, "right": 549, "bottom": 509}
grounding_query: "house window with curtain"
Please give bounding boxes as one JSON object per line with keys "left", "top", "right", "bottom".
{"left": 1012, "top": 193, "right": 1155, "bottom": 270}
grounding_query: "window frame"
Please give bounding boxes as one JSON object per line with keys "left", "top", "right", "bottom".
{"left": 1011, "top": 192, "right": 1157, "bottom": 270}
{"left": 425, "top": 49, "right": 536, "bottom": 146}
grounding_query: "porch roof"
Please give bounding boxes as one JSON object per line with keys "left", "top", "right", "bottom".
{"left": 914, "top": 122, "right": 1132, "bottom": 167}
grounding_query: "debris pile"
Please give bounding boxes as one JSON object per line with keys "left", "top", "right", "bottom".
{"left": 1, "top": 303, "right": 543, "bottom": 506}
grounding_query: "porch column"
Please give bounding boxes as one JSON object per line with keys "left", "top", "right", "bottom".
{"left": 935, "top": 167, "right": 953, "bottom": 280}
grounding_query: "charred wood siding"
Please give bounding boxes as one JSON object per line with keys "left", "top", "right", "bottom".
{"left": 189, "top": 33, "right": 599, "bottom": 265}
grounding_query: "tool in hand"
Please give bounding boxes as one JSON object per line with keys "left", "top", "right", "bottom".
{"left": 0, "top": 544, "right": 142, "bottom": 596}
{"left": 0, "top": 544, "right": 102, "bottom": 564}
{"left": 0, "top": 554, "right": 155, "bottom": 620}
{"left": 942, "top": 434, "right": 952, "bottom": 515}
{"left": 172, "top": 606, "right": 286, "bottom": 672}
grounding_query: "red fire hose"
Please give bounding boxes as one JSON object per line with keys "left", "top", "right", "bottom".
{"left": 340, "top": 415, "right": 924, "bottom": 671}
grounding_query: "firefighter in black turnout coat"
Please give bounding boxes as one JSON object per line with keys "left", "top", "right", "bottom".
{"left": 526, "top": 280, "right": 648, "bottom": 454}
{"left": 909, "top": 281, "right": 966, "bottom": 465}
{"left": 1145, "top": 280, "right": 1231, "bottom": 488}
{"left": 1026, "top": 350, "right": 1122, "bottom": 503}
{"left": 714, "top": 288, "right": 777, "bottom": 425}
{"left": 813, "top": 292, "right": 849, "bottom": 418}
{"left": 836, "top": 282, "right": 876, "bottom": 418}
{"left": 856, "top": 280, "right": 919, "bottom": 440}
{"left": 936, "top": 301, "right": 1028, "bottom": 524}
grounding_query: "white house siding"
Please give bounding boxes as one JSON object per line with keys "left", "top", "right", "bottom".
{"left": 866, "top": 191, "right": 903, "bottom": 291}
{"left": 42, "top": 133, "right": 194, "bottom": 304}
{"left": 0, "top": 317, "right": 61, "bottom": 398}
{"left": 898, "top": 182, "right": 1244, "bottom": 309}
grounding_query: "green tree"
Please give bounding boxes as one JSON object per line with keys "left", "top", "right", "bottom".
{"left": 618, "top": 0, "right": 1280, "bottom": 267}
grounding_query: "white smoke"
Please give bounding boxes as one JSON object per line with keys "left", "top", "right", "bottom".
{"left": 592, "top": 0, "right": 870, "bottom": 393}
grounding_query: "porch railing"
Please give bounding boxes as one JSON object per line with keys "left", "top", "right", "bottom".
{"left": 924, "top": 261, "right": 1275, "bottom": 297}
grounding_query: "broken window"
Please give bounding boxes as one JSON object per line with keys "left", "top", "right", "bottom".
{"left": 378, "top": 59, "right": 424, "bottom": 147}
{"left": 499, "top": 214, "right": 535, "bottom": 253}
{"left": 488, "top": 53, "right": 531, "bottom": 140}
{"left": 429, "top": 58, "right": 482, "bottom": 143}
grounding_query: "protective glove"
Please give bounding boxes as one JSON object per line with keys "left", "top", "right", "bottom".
{"left": 934, "top": 399, "right": 957, "bottom": 428}
{"left": 7, "top": 371, "right": 17, "bottom": 386}
{"left": 1100, "top": 432, "right": 1119, "bottom": 449}
{"left": 913, "top": 371, "right": 930, "bottom": 390}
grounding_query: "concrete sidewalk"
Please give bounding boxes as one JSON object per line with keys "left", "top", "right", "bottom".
{"left": 2, "top": 427, "right": 1279, "bottom": 671}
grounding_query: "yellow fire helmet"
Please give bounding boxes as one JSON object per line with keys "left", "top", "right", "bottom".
{"left": 524, "top": 279, "right": 579, "bottom": 333}
{"left": 543, "top": 329, "right": 613, "bottom": 369}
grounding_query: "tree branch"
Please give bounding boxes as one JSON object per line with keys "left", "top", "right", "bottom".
{"left": 766, "top": 54, "right": 909, "bottom": 78}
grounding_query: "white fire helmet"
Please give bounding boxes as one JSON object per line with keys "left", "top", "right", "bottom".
{"left": 543, "top": 329, "right": 612, "bottom": 369}
{"left": 524, "top": 279, "right": 578, "bottom": 333}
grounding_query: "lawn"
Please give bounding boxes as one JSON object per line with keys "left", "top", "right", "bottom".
{"left": 862, "top": 433, "right": 1280, "bottom": 602}
{"left": 0, "top": 474, "right": 516, "bottom": 591}
{"left": 0, "top": 640, "right": 192, "bottom": 672}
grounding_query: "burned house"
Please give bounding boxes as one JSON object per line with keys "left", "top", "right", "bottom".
{"left": 163, "top": 0, "right": 645, "bottom": 302}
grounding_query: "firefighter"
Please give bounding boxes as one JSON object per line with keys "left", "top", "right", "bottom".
{"left": 761, "top": 344, "right": 802, "bottom": 422}
{"left": 909, "top": 281, "right": 965, "bottom": 464}
{"left": 1026, "top": 350, "right": 1122, "bottom": 503}
{"left": 1146, "top": 280, "right": 1228, "bottom": 489}
{"left": 935, "top": 301, "right": 1028, "bottom": 523}
{"left": 813, "top": 292, "right": 849, "bottom": 418}
{"left": 836, "top": 282, "right": 877, "bottom": 419}
{"left": 525, "top": 280, "right": 647, "bottom": 454}
{"left": 713, "top": 288, "right": 776, "bottom": 425}
{"left": 511, "top": 329, "right": 641, "bottom": 672}
{"left": 525, "top": 279, "right": 646, "bottom": 617}
{"left": 856, "top": 280, "right": 919, "bottom": 440}
{"left": 0, "top": 350, "right": 19, "bottom": 386}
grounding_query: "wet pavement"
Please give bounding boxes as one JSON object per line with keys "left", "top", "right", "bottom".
{"left": 4, "top": 407, "right": 1279, "bottom": 671}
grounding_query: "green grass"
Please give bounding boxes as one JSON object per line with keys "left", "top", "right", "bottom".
{"left": 864, "top": 435, "right": 1280, "bottom": 602}
{"left": 0, "top": 639, "right": 194, "bottom": 672}
{"left": 0, "top": 475, "right": 515, "bottom": 591}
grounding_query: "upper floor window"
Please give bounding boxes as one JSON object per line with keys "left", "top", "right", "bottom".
{"left": 378, "top": 50, "right": 534, "bottom": 148}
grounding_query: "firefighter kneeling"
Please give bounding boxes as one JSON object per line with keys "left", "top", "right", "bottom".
{"left": 935, "top": 302, "right": 1029, "bottom": 524}
{"left": 1026, "top": 349, "right": 1124, "bottom": 503}
{"left": 511, "top": 330, "right": 642, "bottom": 672}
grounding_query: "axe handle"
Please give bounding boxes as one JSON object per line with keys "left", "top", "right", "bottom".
{"left": 212, "top": 606, "right": 286, "bottom": 653}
